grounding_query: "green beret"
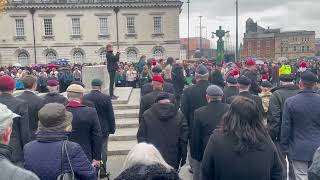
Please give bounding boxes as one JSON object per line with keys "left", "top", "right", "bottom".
{"left": 91, "top": 79, "right": 103, "bottom": 86}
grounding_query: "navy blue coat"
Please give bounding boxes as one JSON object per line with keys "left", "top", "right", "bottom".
{"left": 281, "top": 90, "right": 320, "bottom": 161}
{"left": 24, "top": 132, "right": 97, "bottom": 180}
{"left": 66, "top": 101, "right": 102, "bottom": 161}
{"left": 84, "top": 90, "right": 116, "bottom": 137}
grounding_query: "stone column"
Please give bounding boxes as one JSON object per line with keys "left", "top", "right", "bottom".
{"left": 82, "top": 65, "right": 110, "bottom": 94}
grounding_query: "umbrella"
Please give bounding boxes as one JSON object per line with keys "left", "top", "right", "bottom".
{"left": 31, "top": 64, "right": 40, "bottom": 67}
{"left": 47, "top": 65, "right": 59, "bottom": 70}
{"left": 52, "top": 58, "right": 70, "bottom": 65}
{"left": 13, "top": 63, "right": 22, "bottom": 67}
{"left": 255, "top": 60, "right": 264, "bottom": 65}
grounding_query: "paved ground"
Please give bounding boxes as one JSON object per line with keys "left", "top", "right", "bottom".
{"left": 105, "top": 155, "right": 193, "bottom": 180}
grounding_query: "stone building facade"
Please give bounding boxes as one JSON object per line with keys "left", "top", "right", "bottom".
{"left": 242, "top": 18, "right": 316, "bottom": 62}
{"left": 0, "top": 0, "right": 182, "bottom": 66}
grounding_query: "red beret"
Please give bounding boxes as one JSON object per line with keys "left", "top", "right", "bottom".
{"left": 300, "top": 62, "right": 307, "bottom": 68}
{"left": 262, "top": 74, "right": 267, "bottom": 81}
{"left": 152, "top": 75, "right": 164, "bottom": 84}
{"left": 245, "top": 60, "right": 256, "bottom": 66}
{"left": 47, "top": 80, "right": 59, "bottom": 87}
{"left": 0, "top": 75, "right": 16, "bottom": 91}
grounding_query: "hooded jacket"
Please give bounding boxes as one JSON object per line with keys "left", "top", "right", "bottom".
{"left": 137, "top": 103, "right": 188, "bottom": 169}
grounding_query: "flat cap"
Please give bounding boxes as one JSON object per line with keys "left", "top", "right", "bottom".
{"left": 227, "top": 77, "right": 237, "bottom": 85}
{"left": 47, "top": 80, "right": 59, "bottom": 87}
{"left": 0, "top": 103, "right": 19, "bottom": 125}
{"left": 237, "top": 75, "right": 251, "bottom": 86}
{"left": 279, "top": 75, "right": 294, "bottom": 82}
{"left": 196, "top": 64, "right": 209, "bottom": 76}
{"left": 155, "top": 92, "right": 171, "bottom": 103}
{"left": 301, "top": 70, "right": 318, "bottom": 83}
{"left": 206, "top": 85, "right": 223, "bottom": 96}
{"left": 91, "top": 79, "right": 103, "bottom": 86}
{"left": 71, "top": 81, "right": 85, "bottom": 88}
{"left": 67, "top": 84, "right": 85, "bottom": 93}
{"left": 261, "top": 81, "right": 273, "bottom": 88}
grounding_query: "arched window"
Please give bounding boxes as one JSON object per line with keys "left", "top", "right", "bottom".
{"left": 73, "top": 51, "right": 84, "bottom": 64}
{"left": 153, "top": 49, "right": 163, "bottom": 59}
{"left": 18, "top": 52, "right": 29, "bottom": 66}
{"left": 100, "top": 51, "right": 107, "bottom": 62}
{"left": 46, "top": 51, "right": 57, "bottom": 63}
{"left": 127, "top": 49, "right": 138, "bottom": 62}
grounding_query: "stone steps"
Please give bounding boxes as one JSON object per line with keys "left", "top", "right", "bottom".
{"left": 114, "top": 109, "right": 139, "bottom": 119}
{"left": 109, "top": 127, "right": 138, "bottom": 141}
{"left": 108, "top": 140, "right": 137, "bottom": 156}
{"left": 113, "top": 104, "right": 140, "bottom": 110}
{"left": 116, "top": 118, "right": 139, "bottom": 128}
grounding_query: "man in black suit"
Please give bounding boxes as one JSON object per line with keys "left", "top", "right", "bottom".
{"left": 83, "top": 79, "right": 115, "bottom": 178}
{"left": 223, "top": 77, "right": 239, "bottom": 103}
{"left": 106, "top": 44, "right": 120, "bottom": 100}
{"left": 66, "top": 84, "right": 102, "bottom": 167}
{"left": 141, "top": 65, "right": 175, "bottom": 96}
{"left": 139, "top": 75, "right": 176, "bottom": 123}
{"left": 17, "top": 75, "right": 44, "bottom": 140}
{"left": 0, "top": 75, "right": 30, "bottom": 165}
{"left": 227, "top": 75, "right": 264, "bottom": 119}
{"left": 191, "top": 85, "right": 229, "bottom": 180}
{"left": 181, "top": 64, "right": 211, "bottom": 173}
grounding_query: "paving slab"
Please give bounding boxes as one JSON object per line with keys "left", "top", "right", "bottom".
{"left": 128, "top": 88, "right": 141, "bottom": 105}
{"left": 113, "top": 104, "right": 139, "bottom": 110}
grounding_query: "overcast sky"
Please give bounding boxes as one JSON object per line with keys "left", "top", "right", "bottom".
{"left": 179, "top": 0, "right": 320, "bottom": 48}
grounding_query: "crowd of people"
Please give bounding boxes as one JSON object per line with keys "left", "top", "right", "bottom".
{"left": 1, "top": 43, "right": 320, "bottom": 180}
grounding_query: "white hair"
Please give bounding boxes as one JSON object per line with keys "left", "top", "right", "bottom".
{"left": 0, "top": 104, "right": 14, "bottom": 135}
{"left": 67, "top": 92, "right": 82, "bottom": 101}
{"left": 122, "top": 143, "right": 173, "bottom": 171}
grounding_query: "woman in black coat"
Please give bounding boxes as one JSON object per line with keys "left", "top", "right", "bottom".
{"left": 201, "top": 96, "right": 283, "bottom": 180}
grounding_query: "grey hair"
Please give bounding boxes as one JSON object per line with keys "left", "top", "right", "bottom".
{"left": 0, "top": 118, "right": 12, "bottom": 135}
{"left": 121, "top": 143, "right": 173, "bottom": 172}
{"left": 67, "top": 92, "right": 82, "bottom": 101}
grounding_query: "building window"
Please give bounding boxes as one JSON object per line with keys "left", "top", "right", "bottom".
{"left": 127, "top": 16, "right": 135, "bottom": 34}
{"left": 99, "top": 18, "right": 108, "bottom": 35}
{"left": 306, "top": 46, "right": 310, "bottom": 52}
{"left": 266, "top": 41, "right": 270, "bottom": 48}
{"left": 302, "top": 46, "right": 305, "bottom": 52}
{"left": 43, "top": 18, "right": 53, "bottom": 36}
{"left": 73, "top": 51, "right": 84, "bottom": 64}
{"left": 72, "top": 18, "right": 81, "bottom": 35}
{"left": 153, "top": 49, "right": 163, "bottom": 59}
{"left": 127, "top": 49, "right": 138, "bottom": 62}
{"left": 18, "top": 52, "right": 29, "bottom": 66}
{"left": 285, "top": 47, "right": 288, "bottom": 52}
{"left": 15, "top": 19, "right": 24, "bottom": 37}
{"left": 294, "top": 46, "right": 297, "bottom": 51}
{"left": 100, "top": 51, "right": 107, "bottom": 62}
{"left": 153, "top": 16, "right": 162, "bottom": 33}
{"left": 46, "top": 51, "right": 56, "bottom": 63}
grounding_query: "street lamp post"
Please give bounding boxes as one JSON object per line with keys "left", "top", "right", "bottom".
{"left": 114, "top": 7, "right": 120, "bottom": 50}
{"left": 187, "top": 0, "right": 190, "bottom": 60}
{"left": 199, "top": 16, "right": 203, "bottom": 58}
{"left": 236, "top": 0, "right": 239, "bottom": 62}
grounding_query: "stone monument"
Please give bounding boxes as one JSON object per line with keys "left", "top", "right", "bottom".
{"left": 82, "top": 65, "right": 110, "bottom": 94}
{"left": 212, "top": 26, "right": 229, "bottom": 65}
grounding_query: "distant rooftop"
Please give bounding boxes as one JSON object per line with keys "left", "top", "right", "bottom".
{"left": 7, "top": 0, "right": 183, "bottom": 8}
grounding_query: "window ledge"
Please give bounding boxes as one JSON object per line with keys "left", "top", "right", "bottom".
{"left": 126, "top": 33, "right": 137, "bottom": 37}
{"left": 98, "top": 34, "right": 110, "bottom": 39}
{"left": 70, "top": 35, "right": 82, "bottom": 40}
{"left": 13, "top": 36, "right": 26, "bottom": 41}
{"left": 42, "top": 35, "right": 55, "bottom": 40}
{"left": 152, "top": 33, "right": 164, "bottom": 37}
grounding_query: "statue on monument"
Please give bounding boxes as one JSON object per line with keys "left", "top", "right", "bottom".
{"left": 212, "top": 26, "right": 230, "bottom": 65}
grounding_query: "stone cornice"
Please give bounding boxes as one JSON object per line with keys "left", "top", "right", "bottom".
{"left": 7, "top": 1, "right": 183, "bottom": 10}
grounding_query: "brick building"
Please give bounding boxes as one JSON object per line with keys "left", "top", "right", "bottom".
{"left": 242, "top": 18, "right": 316, "bottom": 62}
